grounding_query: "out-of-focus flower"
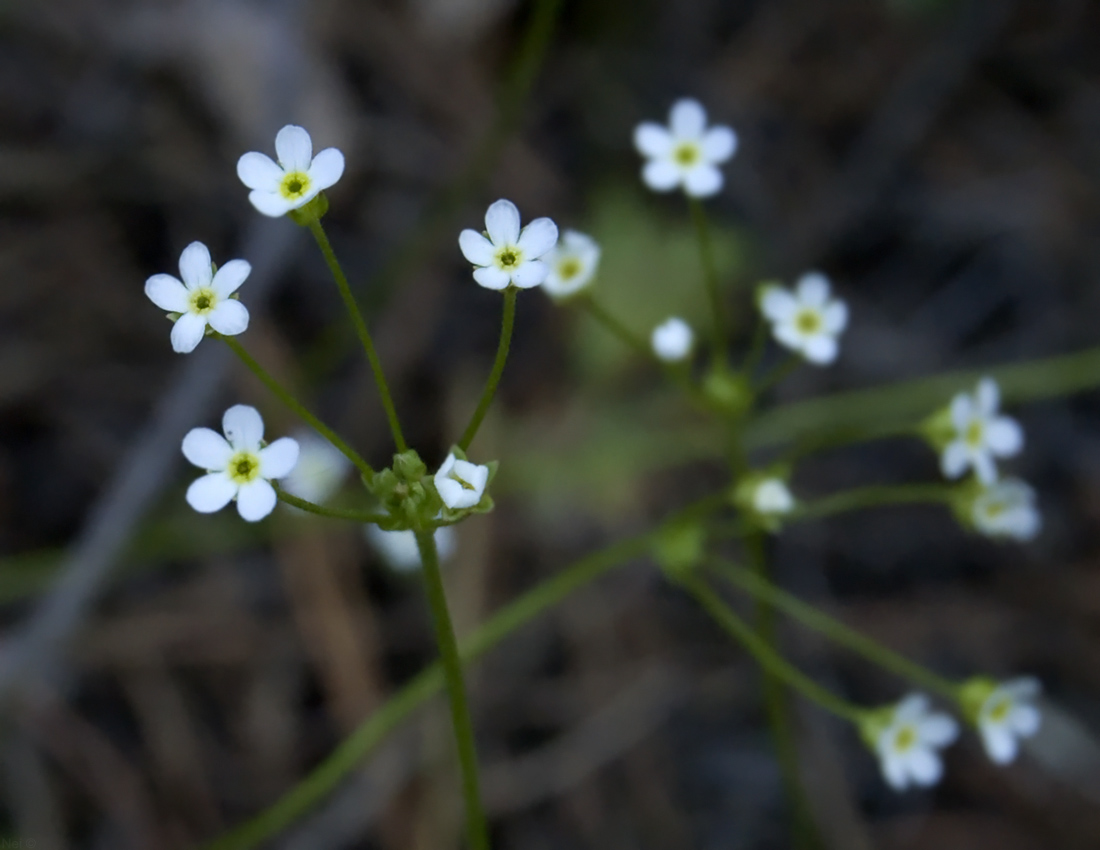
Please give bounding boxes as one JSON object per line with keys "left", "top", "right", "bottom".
{"left": 864, "top": 693, "right": 959, "bottom": 791}
{"left": 961, "top": 677, "right": 1042, "bottom": 765}
{"left": 280, "top": 431, "right": 351, "bottom": 505}
{"left": 459, "top": 199, "right": 558, "bottom": 290}
{"left": 970, "top": 478, "right": 1040, "bottom": 541}
{"left": 237, "top": 124, "right": 345, "bottom": 217}
{"left": 759, "top": 273, "right": 847, "bottom": 365}
{"left": 633, "top": 99, "right": 737, "bottom": 197}
{"left": 434, "top": 453, "right": 489, "bottom": 510}
{"left": 541, "top": 230, "right": 601, "bottom": 299}
{"left": 651, "top": 317, "right": 694, "bottom": 362}
{"left": 365, "top": 525, "right": 457, "bottom": 573}
{"left": 752, "top": 478, "right": 795, "bottom": 517}
{"left": 941, "top": 378, "right": 1023, "bottom": 485}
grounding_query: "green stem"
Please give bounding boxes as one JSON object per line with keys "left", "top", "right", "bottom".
{"left": 741, "top": 317, "right": 769, "bottom": 378}
{"left": 458, "top": 287, "right": 517, "bottom": 452}
{"left": 415, "top": 531, "right": 489, "bottom": 850}
{"left": 687, "top": 197, "right": 726, "bottom": 364}
{"left": 709, "top": 558, "right": 959, "bottom": 700}
{"left": 754, "top": 355, "right": 802, "bottom": 394}
{"left": 795, "top": 483, "right": 955, "bottom": 521}
{"left": 220, "top": 335, "right": 374, "bottom": 480}
{"left": 778, "top": 422, "right": 920, "bottom": 466}
{"left": 307, "top": 218, "right": 407, "bottom": 454}
{"left": 274, "top": 489, "right": 388, "bottom": 524}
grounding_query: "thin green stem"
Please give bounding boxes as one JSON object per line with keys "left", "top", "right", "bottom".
{"left": 458, "top": 287, "right": 517, "bottom": 452}
{"left": 688, "top": 197, "right": 726, "bottom": 364}
{"left": 709, "top": 558, "right": 959, "bottom": 700}
{"left": 307, "top": 218, "right": 407, "bottom": 454}
{"left": 794, "top": 483, "right": 955, "bottom": 521}
{"left": 754, "top": 355, "right": 802, "bottom": 394}
{"left": 415, "top": 531, "right": 489, "bottom": 850}
{"left": 741, "top": 316, "right": 769, "bottom": 378}
{"left": 580, "top": 295, "right": 652, "bottom": 360}
{"left": 274, "top": 489, "right": 388, "bottom": 524}
{"left": 220, "top": 335, "right": 374, "bottom": 479}
{"left": 778, "top": 422, "right": 921, "bottom": 466}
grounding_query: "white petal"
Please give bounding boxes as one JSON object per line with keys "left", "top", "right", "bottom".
{"left": 940, "top": 441, "right": 969, "bottom": 479}
{"left": 895, "top": 693, "right": 930, "bottom": 722}
{"left": 669, "top": 98, "right": 707, "bottom": 139}
{"left": 453, "top": 459, "right": 489, "bottom": 495}
{"left": 634, "top": 122, "right": 673, "bottom": 158}
{"left": 977, "top": 378, "right": 1000, "bottom": 415}
{"left": 435, "top": 453, "right": 457, "bottom": 480}
{"left": 248, "top": 189, "right": 295, "bottom": 217}
{"left": 517, "top": 217, "right": 559, "bottom": 258}
{"left": 796, "top": 272, "right": 831, "bottom": 306}
{"left": 437, "top": 477, "right": 468, "bottom": 509}
{"left": 1004, "top": 677, "right": 1042, "bottom": 700}
{"left": 236, "top": 479, "right": 277, "bottom": 521}
{"left": 473, "top": 265, "right": 512, "bottom": 290}
{"left": 182, "top": 427, "right": 233, "bottom": 470}
{"left": 683, "top": 165, "right": 723, "bottom": 198}
{"left": 307, "top": 147, "right": 344, "bottom": 191}
{"left": 485, "top": 199, "right": 521, "bottom": 246}
{"left": 981, "top": 725, "right": 1018, "bottom": 765}
{"left": 919, "top": 714, "right": 959, "bottom": 746}
{"left": 986, "top": 418, "right": 1023, "bottom": 456}
{"left": 510, "top": 259, "right": 549, "bottom": 289}
{"left": 259, "top": 437, "right": 300, "bottom": 479}
{"left": 950, "top": 393, "right": 974, "bottom": 430}
{"left": 171, "top": 312, "right": 208, "bottom": 353}
{"left": 906, "top": 748, "right": 943, "bottom": 786}
{"left": 760, "top": 287, "right": 797, "bottom": 322}
{"left": 178, "top": 242, "right": 213, "bottom": 290}
{"left": 237, "top": 152, "right": 284, "bottom": 191}
{"left": 701, "top": 125, "right": 737, "bottom": 162}
{"left": 882, "top": 753, "right": 910, "bottom": 791}
{"left": 562, "top": 229, "right": 599, "bottom": 257}
{"left": 773, "top": 322, "right": 806, "bottom": 353}
{"left": 802, "top": 334, "right": 838, "bottom": 365}
{"left": 459, "top": 229, "right": 496, "bottom": 266}
{"left": 223, "top": 404, "right": 264, "bottom": 451}
{"left": 144, "top": 274, "right": 189, "bottom": 312}
{"left": 973, "top": 452, "right": 998, "bottom": 486}
{"left": 1010, "top": 704, "right": 1041, "bottom": 737}
{"left": 821, "top": 301, "right": 848, "bottom": 334}
{"left": 642, "top": 160, "right": 681, "bottom": 192}
{"left": 211, "top": 259, "right": 251, "bottom": 299}
{"left": 186, "top": 473, "right": 237, "bottom": 513}
{"left": 275, "top": 124, "right": 313, "bottom": 172}
{"left": 207, "top": 299, "right": 250, "bottom": 336}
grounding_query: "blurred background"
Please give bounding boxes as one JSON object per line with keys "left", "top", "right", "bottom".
{"left": 2, "top": 0, "right": 1100, "bottom": 847}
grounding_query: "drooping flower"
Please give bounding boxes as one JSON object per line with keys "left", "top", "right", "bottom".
{"left": 541, "top": 230, "right": 601, "bottom": 299}
{"left": 280, "top": 430, "right": 351, "bottom": 506}
{"left": 752, "top": 478, "right": 795, "bottom": 517}
{"left": 182, "top": 405, "right": 299, "bottom": 522}
{"left": 866, "top": 693, "right": 959, "bottom": 791}
{"left": 759, "top": 273, "right": 848, "bottom": 365}
{"left": 365, "top": 525, "right": 457, "bottom": 573}
{"left": 961, "top": 677, "right": 1042, "bottom": 765}
{"left": 145, "top": 242, "right": 251, "bottom": 353}
{"left": 237, "top": 125, "right": 345, "bottom": 217}
{"left": 970, "top": 478, "right": 1040, "bottom": 541}
{"left": 459, "top": 199, "right": 558, "bottom": 290}
{"left": 633, "top": 98, "right": 737, "bottom": 198}
{"left": 940, "top": 378, "right": 1023, "bottom": 485}
{"left": 434, "top": 453, "right": 489, "bottom": 510}
{"left": 651, "top": 317, "right": 694, "bottom": 362}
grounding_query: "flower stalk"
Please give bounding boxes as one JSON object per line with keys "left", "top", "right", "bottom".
{"left": 459, "top": 286, "right": 517, "bottom": 451}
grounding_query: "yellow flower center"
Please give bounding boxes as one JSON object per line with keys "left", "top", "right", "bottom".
{"left": 674, "top": 143, "right": 700, "bottom": 166}
{"left": 228, "top": 451, "right": 261, "bottom": 485}
{"left": 449, "top": 471, "right": 477, "bottom": 491}
{"left": 894, "top": 724, "right": 918, "bottom": 753}
{"left": 987, "top": 697, "right": 1012, "bottom": 723}
{"left": 795, "top": 309, "right": 822, "bottom": 334}
{"left": 965, "top": 420, "right": 985, "bottom": 447}
{"left": 495, "top": 247, "right": 522, "bottom": 269}
{"left": 557, "top": 257, "right": 581, "bottom": 280}
{"left": 279, "top": 170, "right": 312, "bottom": 200}
{"left": 189, "top": 287, "right": 218, "bottom": 315}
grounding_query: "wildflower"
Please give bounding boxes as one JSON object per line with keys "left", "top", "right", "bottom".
{"left": 759, "top": 273, "right": 847, "bottom": 365}
{"left": 752, "top": 478, "right": 795, "bottom": 517}
{"left": 145, "top": 242, "right": 250, "bottom": 353}
{"left": 961, "top": 677, "right": 1042, "bottom": 765}
{"left": 864, "top": 693, "right": 959, "bottom": 791}
{"left": 237, "top": 124, "right": 345, "bottom": 217}
{"left": 365, "top": 525, "right": 457, "bottom": 572}
{"left": 541, "top": 230, "right": 601, "bottom": 299}
{"left": 970, "top": 478, "right": 1040, "bottom": 541}
{"left": 633, "top": 98, "right": 737, "bottom": 197}
{"left": 940, "top": 378, "right": 1023, "bottom": 485}
{"left": 280, "top": 431, "right": 351, "bottom": 505}
{"left": 651, "top": 317, "right": 694, "bottom": 362}
{"left": 182, "top": 405, "right": 299, "bottom": 522}
{"left": 434, "top": 453, "right": 490, "bottom": 510}
{"left": 459, "top": 199, "right": 558, "bottom": 290}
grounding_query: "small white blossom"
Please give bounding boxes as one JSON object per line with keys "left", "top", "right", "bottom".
{"left": 651, "top": 317, "right": 694, "bottom": 362}
{"left": 182, "top": 405, "right": 299, "bottom": 522}
{"left": 941, "top": 378, "right": 1023, "bottom": 485}
{"left": 541, "top": 230, "right": 601, "bottom": 299}
{"left": 145, "top": 242, "right": 250, "bottom": 354}
{"left": 434, "top": 453, "right": 489, "bottom": 510}
{"left": 752, "top": 478, "right": 795, "bottom": 516}
{"left": 759, "top": 273, "right": 848, "bottom": 365}
{"left": 237, "top": 125, "right": 345, "bottom": 217}
{"left": 365, "top": 525, "right": 457, "bottom": 573}
{"left": 459, "top": 199, "right": 559, "bottom": 290}
{"left": 971, "top": 478, "right": 1040, "bottom": 541}
{"left": 280, "top": 431, "right": 351, "bottom": 505}
{"left": 633, "top": 98, "right": 737, "bottom": 198}
{"left": 872, "top": 693, "right": 959, "bottom": 791}
{"left": 976, "top": 678, "right": 1042, "bottom": 765}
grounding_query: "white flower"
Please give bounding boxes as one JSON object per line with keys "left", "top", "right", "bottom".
{"left": 633, "top": 98, "right": 737, "bottom": 198}
{"left": 941, "top": 378, "right": 1023, "bottom": 485}
{"left": 434, "top": 453, "right": 489, "bottom": 510}
{"left": 182, "top": 405, "right": 300, "bottom": 522}
{"left": 971, "top": 478, "right": 1040, "bottom": 542}
{"left": 976, "top": 678, "right": 1042, "bottom": 765}
{"left": 872, "top": 693, "right": 959, "bottom": 791}
{"left": 280, "top": 431, "right": 351, "bottom": 505}
{"left": 365, "top": 525, "right": 457, "bottom": 573}
{"left": 145, "top": 242, "right": 251, "bottom": 354}
{"left": 236, "top": 125, "right": 345, "bottom": 217}
{"left": 651, "top": 317, "right": 694, "bottom": 362}
{"left": 541, "top": 230, "right": 601, "bottom": 299}
{"left": 459, "top": 199, "right": 559, "bottom": 290}
{"left": 759, "top": 273, "right": 848, "bottom": 365}
{"left": 752, "top": 478, "right": 795, "bottom": 516}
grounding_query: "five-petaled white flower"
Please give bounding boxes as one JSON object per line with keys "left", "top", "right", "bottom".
{"left": 974, "top": 677, "right": 1042, "bottom": 765}
{"left": 145, "top": 241, "right": 250, "bottom": 354}
{"left": 182, "top": 405, "right": 300, "bottom": 522}
{"left": 871, "top": 693, "right": 959, "bottom": 791}
{"left": 760, "top": 273, "right": 848, "bottom": 365}
{"left": 237, "top": 125, "right": 345, "bottom": 218}
{"left": 280, "top": 430, "right": 351, "bottom": 506}
{"left": 434, "top": 453, "right": 489, "bottom": 510}
{"left": 971, "top": 478, "right": 1040, "bottom": 542}
{"left": 633, "top": 98, "right": 737, "bottom": 198}
{"left": 366, "top": 525, "right": 457, "bottom": 573}
{"left": 752, "top": 478, "right": 795, "bottom": 517}
{"left": 941, "top": 378, "right": 1023, "bottom": 485}
{"left": 541, "top": 230, "right": 601, "bottom": 299}
{"left": 459, "top": 199, "right": 559, "bottom": 291}
{"left": 651, "top": 317, "right": 694, "bottom": 362}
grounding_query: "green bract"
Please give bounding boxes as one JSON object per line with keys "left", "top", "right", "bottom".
{"left": 369, "top": 449, "right": 443, "bottom": 531}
